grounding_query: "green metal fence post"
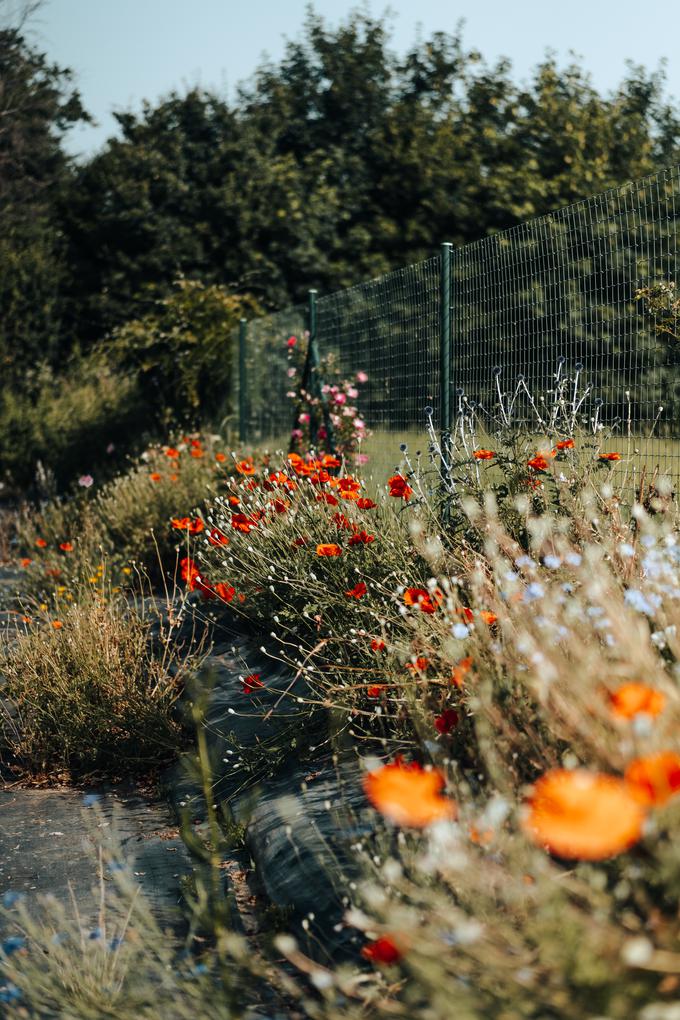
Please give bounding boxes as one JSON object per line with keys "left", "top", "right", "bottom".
{"left": 238, "top": 317, "right": 248, "bottom": 444}
{"left": 439, "top": 242, "right": 453, "bottom": 492}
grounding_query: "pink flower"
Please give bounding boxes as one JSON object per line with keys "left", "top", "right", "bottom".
{"left": 291, "top": 428, "right": 303, "bottom": 439}
{"left": 331, "top": 414, "right": 341, "bottom": 426}
{"left": 342, "top": 406, "right": 354, "bottom": 417}
{"left": 287, "top": 336, "right": 297, "bottom": 348}
{"left": 334, "top": 392, "right": 347, "bottom": 405}
{"left": 356, "top": 453, "right": 369, "bottom": 464}
{"left": 287, "top": 368, "right": 296, "bottom": 378}
{"left": 106, "top": 443, "right": 115, "bottom": 454}
{"left": 318, "top": 427, "right": 328, "bottom": 439}
{"left": 354, "top": 418, "right": 365, "bottom": 430}
{"left": 356, "top": 371, "right": 368, "bottom": 383}
{"left": 286, "top": 390, "right": 296, "bottom": 398}
{"left": 78, "top": 474, "right": 94, "bottom": 488}
{"left": 321, "top": 384, "right": 331, "bottom": 395}
{"left": 346, "top": 386, "right": 358, "bottom": 399}
{"left": 299, "top": 413, "right": 310, "bottom": 424}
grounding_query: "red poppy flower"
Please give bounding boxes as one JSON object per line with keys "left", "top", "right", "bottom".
{"left": 59, "top": 542, "right": 73, "bottom": 552}
{"left": 292, "top": 537, "right": 309, "bottom": 548}
{"left": 322, "top": 454, "right": 341, "bottom": 468}
{"left": 236, "top": 458, "right": 256, "bottom": 475}
{"left": 190, "top": 438, "right": 202, "bottom": 448}
{"left": 367, "top": 684, "right": 386, "bottom": 698}
{"left": 45, "top": 568, "right": 61, "bottom": 578}
{"left": 213, "top": 582, "right": 235, "bottom": 602}
{"left": 271, "top": 498, "right": 289, "bottom": 514}
{"left": 345, "top": 581, "right": 367, "bottom": 599}
{"left": 371, "top": 639, "right": 386, "bottom": 652}
{"left": 316, "top": 543, "right": 342, "bottom": 557}
{"left": 434, "top": 708, "right": 459, "bottom": 735}
{"left": 165, "top": 448, "right": 180, "bottom": 458}
{"left": 457, "top": 607, "right": 474, "bottom": 623}
{"left": 361, "top": 936, "right": 402, "bottom": 965}
{"left": 337, "top": 476, "right": 360, "bottom": 493}
{"left": 231, "top": 513, "right": 259, "bottom": 533}
{"left": 473, "top": 449, "right": 495, "bottom": 460}
{"left": 555, "top": 439, "right": 575, "bottom": 450}
{"left": 332, "top": 512, "right": 353, "bottom": 531}
{"left": 599, "top": 452, "right": 622, "bottom": 462}
{"left": 356, "top": 498, "right": 377, "bottom": 510}
{"left": 316, "top": 492, "right": 339, "bottom": 506}
{"left": 528, "top": 455, "right": 549, "bottom": 472}
{"left": 35, "top": 538, "right": 47, "bottom": 548}
{"left": 349, "top": 530, "right": 374, "bottom": 546}
{"left": 388, "top": 474, "right": 412, "bottom": 500}
{"left": 208, "top": 528, "right": 230, "bottom": 547}
{"left": 180, "top": 557, "right": 201, "bottom": 591}
{"left": 242, "top": 673, "right": 264, "bottom": 693}
{"left": 309, "top": 469, "right": 331, "bottom": 486}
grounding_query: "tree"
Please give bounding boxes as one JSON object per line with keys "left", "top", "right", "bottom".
{"left": 0, "top": 7, "right": 90, "bottom": 374}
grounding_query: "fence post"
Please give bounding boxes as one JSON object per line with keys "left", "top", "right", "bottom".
{"left": 439, "top": 242, "right": 453, "bottom": 491}
{"left": 238, "top": 317, "right": 248, "bottom": 444}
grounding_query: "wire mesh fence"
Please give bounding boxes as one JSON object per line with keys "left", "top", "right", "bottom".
{"left": 236, "top": 163, "right": 680, "bottom": 488}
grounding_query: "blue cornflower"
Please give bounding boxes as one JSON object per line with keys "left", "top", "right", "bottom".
{"left": 2, "top": 891, "right": 23, "bottom": 909}
{"left": 543, "top": 555, "right": 561, "bottom": 569}
{"left": 0, "top": 982, "right": 21, "bottom": 1004}
{"left": 1, "top": 936, "right": 25, "bottom": 956}
{"left": 88, "top": 928, "right": 102, "bottom": 941}
{"left": 83, "top": 793, "right": 100, "bottom": 807}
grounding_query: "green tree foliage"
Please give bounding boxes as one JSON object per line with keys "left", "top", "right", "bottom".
{"left": 105, "top": 279, "right": 259, "bottom": 426}
{"left": 0, "top": 13, "right": 90, "bottom": 373}
{"left": 61, "top": 10, "right": 680, "bottom": 345}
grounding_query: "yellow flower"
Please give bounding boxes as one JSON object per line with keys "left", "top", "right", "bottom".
{"left": 39, "top": 603, "right": 48, "bottom": 612}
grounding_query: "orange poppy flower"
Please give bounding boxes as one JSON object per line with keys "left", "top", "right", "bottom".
{"left": 190, "top": 449, "right": 204, "bottom": 459}
{"left": 345, "top": 581, "right": 367, "bottom": 599}
{"left": 367, "top": 684, "right": 386, "bottom": 698}
{"left": 371, "top": 639, "right": 386, "bottom": 652}
{"left": 169, "top": 474, "right": 178, "bottom": 482}
{"left": 20, "top": 558, "right": 32, "bottom": 568}
{"left": 356, "top": 497, "right": 377, "bottom": 510}
{"left": 150, "top": 473, "right": 162, "bottom": 482}
{"left": 479, "top": 610, "right": 498, "bottom": 626}
{"left": 213, "top": 582, "right": 235, "bottom": 603}
{"left": 403, "top": 587, "right": 443, "bottom": 614}
{"left": 208, "top": 528, "right": 230, "bottom": 547}
{"left": 228, "top": 495, "right": 241, "bottom": 507}
{"left": 451, "top": 656, "right": 473, "bottom": 688}
{"left": 51, "top": 620, "right": 63, "bottom": 630}
{"left": 599, "top": 452, "right": 622, "bottom": 462}
{"left": 625, "top": 752, "right": 680, "bottom": 806}
{"left": 527, "top": 454, "right": 550, "bottom": 472}
{"left": 165, "top": 448, "right": 180, "bottom": 458}
{"left": 45, "top": 568, "right": 61, "bottom": 578}
{"left": 35, "top": 539, "right": 47, "bottom": 549}
{"left": 361, "top": 936, "right": 402, "bottom": 964}
{"left": 316, "top": 543, "right": 342, "bottom": 557}
{"left": 364, "top": 760, "right": 457, "bottom": 828}
{"left": 388, "top": 474, "right": 413, "bottom": 500}
{"left": 473, "top": 449, "right": 495, "bottom": 460}
{"left": 524, "top": 769, "right": 646, "bottom": 860}
{"left": 406, "top": 656, "right": 431, "bottom": 672}
{"left": 555, "top": 439, "right": 575, "bottom": 450}
{"left": 608, "top": 683, "right": 665, "bottom": 720}
{"left": 322, "top": 454, "right": 341, "bottom": 469}
{"left": 59, "top": 542, "right": 73, "bottom": 552}
{"left": 242, "top": 673, "right": 264, "bottom": 693}
{"left": 236, "top": 458, "right": 256, "bottom": 475}
{"left": 215, "top": 452, "right": 227, "bottom": 463}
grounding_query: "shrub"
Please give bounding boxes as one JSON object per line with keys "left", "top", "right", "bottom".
{"left": 0, "top": 588, "right": 196, "bottom": 780}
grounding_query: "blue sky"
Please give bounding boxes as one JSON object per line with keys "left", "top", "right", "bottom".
{"left": 25, "top": 0, "right": 680, "bottom": 158}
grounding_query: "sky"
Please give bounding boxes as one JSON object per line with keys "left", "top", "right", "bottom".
{"left": 18, "top": 0, "right": 680, "bottom": 159}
